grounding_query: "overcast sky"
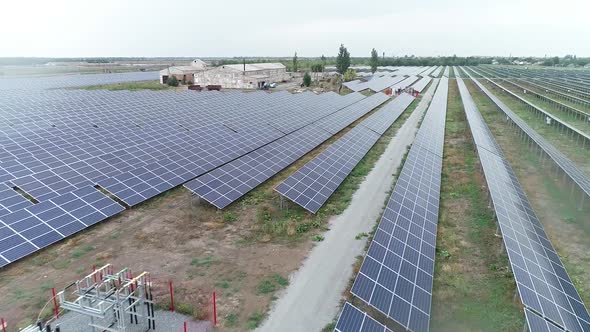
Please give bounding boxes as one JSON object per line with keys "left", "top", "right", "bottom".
{"left": 1, "top": 0, "right": 588, "bottom": 58}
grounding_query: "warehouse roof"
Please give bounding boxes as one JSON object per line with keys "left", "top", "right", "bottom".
{"left": 221, "top": 63, "right": 286, "bottom": 72}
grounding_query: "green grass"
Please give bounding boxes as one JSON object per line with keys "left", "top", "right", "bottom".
{"left": 223, "top": 212, "right": 238, "bottom": 222}
{"left": 431, "top": 76, "right": 523, "bottom": 332}
{"left": 190, "top": 255, "right": 215, "bottom": 268}
{"left": 255, "top": 273, "right": 288, "bottom": 295}
{"left": 354, "top": 232, "right": 369, "bottom": 240}
{"left": 312, "top": 235, "right": 325, "bottom": 242}
{"left": 70, "top": 244, "right": 95, "bottom": 259}
{"left": 76, "top": 80, "right": 171, "bottom": 91}
{"left": 225, "top": 312, "right": 239, "bottom": 327}
{"left": 245, "top": 311, "right": 266, "bottom": 330}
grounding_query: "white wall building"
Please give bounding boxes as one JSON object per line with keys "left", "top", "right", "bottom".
{"left": 194, "top": 63, "right": 288, "bottom": 89}
{"left": 159, "top": 59, "right": 208, "bottom": 84}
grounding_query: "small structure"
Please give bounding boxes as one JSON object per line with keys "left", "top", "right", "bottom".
{"left": 57, "top": 264, "right": 154, "bottom": 332}
{"left": 160, "top": 59, "right": 207, "bottom": 85}
{"left": 194, "top": 63, "right": 288, "bottom": 89}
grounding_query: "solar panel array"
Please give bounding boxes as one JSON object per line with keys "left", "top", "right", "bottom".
{"left": 184, "top": 93, "right": 390, "bottom": 208}
{"left": 410, "top": 77, "right": 432, "bottom": 93}
{"left": 1, "top": 186, "right": 124, "bottom": 265}
{"left": 473, "top": 66, "right": 590, "bottom": 121}
{"left": 456, "top": 73, "right": 590, "bottom": 332}
{"left": 0, "top": 71, "right": 158, "bottom": 92}
{"left": 467, "top": 67, "right": 590, "bottom": 151}
{"left": 344, "top": 76, "right": 406, "bottom": 93}
{"left": 275, "top": 93, "right": 416, "bottom": 213}
{"left": 461, "top": 68, "right": 590, "bottom": 199}
{"left": 334, "top": 302, "right": 394, "bottom": 332}
{"left": 0, "top": 72, "right": 370, "bottom": 266}
{"left": 391, "top": 76, "right": 419, "bottom": 90}
{"left": 429, "top": 66, "right": 442, "bottom": 78}
{"left": 349, "top": 77, "right": 447, "bottom": 332}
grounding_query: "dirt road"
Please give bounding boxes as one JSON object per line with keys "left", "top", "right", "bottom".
{"left": 258, "top": 80, "right": 440, "bottom": 332}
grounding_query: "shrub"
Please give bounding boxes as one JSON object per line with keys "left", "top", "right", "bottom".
{"left": 343, "top": 69, "right": 356, "bottom": 82}
{"left": 303, "top": 72, "right": 312, "bottom": 87}
{"left": 167, "top": 76, "right": 179, "bottom": 87}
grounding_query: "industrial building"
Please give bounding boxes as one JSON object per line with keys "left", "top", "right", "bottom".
{"left": 159, "top": 59, "right": 207, "bottom": 84}
{"left": 194, "top": 62, "right": 288, "bottom": 89}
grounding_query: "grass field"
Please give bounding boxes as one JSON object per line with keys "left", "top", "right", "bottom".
{"left": 77, "top": 80, "right": 171, "bottom": 91}
{"left": 430, "top": 76, "right": 523, "bottom": 331}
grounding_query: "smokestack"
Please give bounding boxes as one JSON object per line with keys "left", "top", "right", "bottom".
{"left": 243, "top": 58, "right": 246, "bottom": 72}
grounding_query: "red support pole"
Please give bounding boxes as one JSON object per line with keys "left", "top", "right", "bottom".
{"left": 213, "top": 291, "right": 217, "bottom": 326}
{"left": 51, "top": 288, "right": 59, "bottom": 319}
{"left": 169, "top": 280, "right": 175, "bottom": 312}
{"left": 1, "top": 318, "right": 7, "bottom": 332}
{"left": 184, "top": 321, "right": 187, "bottom": 332}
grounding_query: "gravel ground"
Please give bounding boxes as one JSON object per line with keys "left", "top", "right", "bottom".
{"left": 258, "top": 80, "right": 440, "bottom": 332}
{"left": 46, "top": 310, "right": 213, "bottom": 332}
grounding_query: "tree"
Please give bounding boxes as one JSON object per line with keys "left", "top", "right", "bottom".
{"left": 336, "top": 44, "right": 350, "bottom": 74}
{"left": 293, "top": 52, "right": 298, "bottom": 72}
{"left": 303, "top": 72, "right": 312, "bottom": 87}
{"left": 343, "top": 68, "right": 356, "bottom": 82}
{"left": 311, "top": 63, "right": 324, "bottom": 72}
{"left": 370, "top": 48, "right": 379, "bottom": 73}
{"left": 166, "top": 76, "right": 179, "bottom": 87}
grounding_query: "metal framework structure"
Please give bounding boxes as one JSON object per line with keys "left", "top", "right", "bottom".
{"left": 56, "top": 264, "right": 156, "bottom": 332}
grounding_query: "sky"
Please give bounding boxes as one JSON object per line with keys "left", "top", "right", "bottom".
{"left": 1, "top": 0, "right": 589, "bottom": 58}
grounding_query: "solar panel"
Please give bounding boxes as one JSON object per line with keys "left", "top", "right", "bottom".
{"left": 457, "top": 74, "right": 590, "bottom": 332}
{"left": 184, "top": 124, "right": 332, "bottom": 209}
{"left": 525, "top": 308, "right": 566, "bottom": 332}
{"left": 335, "top": 302, "right": 393, "bottom": 332}
{"left": 462, "top": 68, "right": 590, "bottom": 201}
{"left": 275, "top": 127, "right": 380, "bottom": 213}
{"left": 0, "top": 186, "right": 124, "bottom": 267}
{"left": 350, "top": 77, "right": 448, "bottom": 332}
{"left": 0, "top": 72, "right": 374, "bottom": 266}
{"left": 410, "top": 77, "right": 433, "bottom": 93}
{"left": 275, "top": 94, "right": 415, "bottom": 213}
{"left": 0, "top": 183, "right": 34, "bottom": 217}
{"left": 315, "top": 93, "right": 390, "bottom": 134}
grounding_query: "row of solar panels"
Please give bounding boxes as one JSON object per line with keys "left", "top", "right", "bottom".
{"left": 335, "top": 77, "right": 448, "bottom": 332}
{"left": 275, "top": 93, "right": 416, "bottom": 213}
{"left": 456, "top": 68, "right": 590, "bottom": 331}
{"left": 0, "top": 85, "right": 374, "bottom": 266}
{"left": 461, "top": 68, "right": 590, "bottom": 199}
{"left": 0, "top": 89, "right": 355, "bottom": 142}
{"left": 0, "top": 71, "right": 158, "bottom": 92}
{"left": 474, "top": 67, "right": 590, "bottom": 108}
{"left": 468, "top": 67, "right": 590, "bottom": 145}
{"left": 183, "top": 93, "right": 391, "bottom": 208}
{"left": 486, "top": 66, "right": 590, "bottom": 100}
{"left": 343, "top": 67, "right": 432, "bottom": 93}
{"left": 481, "top": 71, "right": 590, "bottom": 122}
{"left": 410, "top": 77, "right": 432, "bottom": 93}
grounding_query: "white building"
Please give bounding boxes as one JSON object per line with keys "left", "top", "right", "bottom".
{"left": 194, "top": 63, "right": 288, "bottom": 89}
{"left": 159, "top": 59, "right": 208, "bottom": 84}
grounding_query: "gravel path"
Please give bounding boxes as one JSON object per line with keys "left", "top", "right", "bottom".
{"left": 257, "top": 80, "right": 440, "bottom": 332}
{"left": 49, "top": 310, "right": 213, "bottom": 332}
